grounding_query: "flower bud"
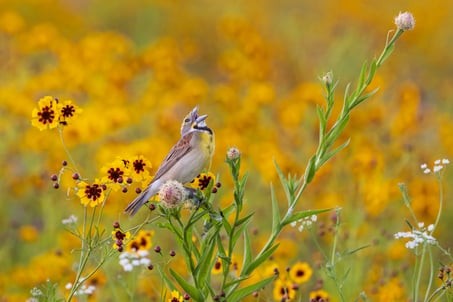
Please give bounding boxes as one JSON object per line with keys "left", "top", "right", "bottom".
{"left": 226, "top": 147, "right": 241, "bottom": 160}
{"left": 158, "top": 180, "right": 186, "bottom": 208}
{"left": 395, "top": 12, "right": 415, "bottom": 31}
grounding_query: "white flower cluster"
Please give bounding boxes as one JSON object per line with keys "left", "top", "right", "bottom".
{"left": 62, "top": 214, "right": 78, "bottom": 225}
{"left": 421, "top": 158, "right": 450, "bottom": 174}
{"left": 26, "top": 287, "right": 43, "bottom": 302}
{"left": 291, "top": 214, "right": 317, "bottom": 232}
{"left": 119, "top": 250, "right": 151, "bottom": 272}
{"left": 394, "top": 222, "right": 437, "bottom": 249}
{"left": 65, "top": 282, "right": 96, "bottom": 296}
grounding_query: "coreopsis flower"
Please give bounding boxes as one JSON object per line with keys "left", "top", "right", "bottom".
{"left": 289, "top": 261, "right": 313, "bottom": 284}
{"left": 76, "top": 179, "right": 105, "bottom": 207}
{"left": 309, "top": 289, "right": 330, "bottom": 302}
{"left": 57, "top": 99, "right": 82, "bottom": 125}
{"left": 31, "top": 96, "right": 59, "bottom": 131}
{"left": 126, "top": 229, "right": 154, "bottom": 253}
{"left": 189, "top": 172, "right": 215, "bottom": 191}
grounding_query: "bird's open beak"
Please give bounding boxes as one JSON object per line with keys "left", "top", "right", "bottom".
{"left": 196, "top": 114, "right": 207, "bottom": 123}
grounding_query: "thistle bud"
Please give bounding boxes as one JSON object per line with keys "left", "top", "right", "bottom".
{"left": 158, "top": 180, "right": 186, "bottom": 208}
{"left": 395, "top": 12, "right": 415, "bottom": 31}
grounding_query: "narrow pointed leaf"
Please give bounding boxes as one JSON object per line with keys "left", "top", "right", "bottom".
{"left": 169, "top": 269, "right": 203, "bottom": 301}
{"left": 228, "top": 276, "right": 276, "bottom": 302}
{"left": 242, "top": 229, "right": 253, "bottom": 270}
{"left": 317, "top": 138, "right": 351, "bottom": 168}
{"left": 242, "top": 243, "right": 280, "bottom": 276}
{"left": 270, "top": 183, "right": 281, "bottom": 233}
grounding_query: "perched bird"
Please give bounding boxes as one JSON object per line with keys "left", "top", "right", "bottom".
{"left": 124, "top": 111, "right": 215, "bottom": 216}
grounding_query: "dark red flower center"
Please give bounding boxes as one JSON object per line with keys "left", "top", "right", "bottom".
{"left": 198, "top": 175, "right": 212, "bottom": 190}
{"left": 38, "top": 106, "right": 55, "bottom": 124}
{"left": 107, "top": 167, "right": 124, "bottom": 182}
{"left": 61, "top": 104, "right": 75, "bottom": 117}
{"left": 85, "top": 184, "right": 102, "bottom": 201}
{"left": 133, "top": 159, "right": 146, "bottom": 174}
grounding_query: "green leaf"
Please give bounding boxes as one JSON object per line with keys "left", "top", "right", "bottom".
{"left": 317, "top": 138, "right": 350, "bottom": 168}
{"left": 344, "top": 244, "right": 371, "bottom": 255}
{"left": 366, "top": 59, "right": 377, "bottom": 85}
{"left": 242, "top": 229, "right": 253, "bottom": 268}
{"left": 270, "top": 184, "right": 281, "bottom": 234}
{"left": 194, "top": 236, "right": 216, "bottom": 284}
{"left": 169, "top": 269, "right": 204, "bottom": 301}
{"left": 242, "top": 243, "right": 280, "bottom": 276}
{"left": 325, "top": 115, "right": 349, "bottom": 150}
{"left": 357, "top": 61, "right": 368, "bottom": 91}
{"left": 282, "top": 208, "right": 333, "bottom": 226}
{"left": 343, "top": 82, "right": 352, "bottom": 107}
{"left": 304, "top": 156, "right": 316, "bottom": 184}
{"left": 232, "top": 214, "right": 253, "bottom": 246}
{"left": 316, "top": 104, "right": 327, "bottom": 134}
{"left": 274, "top": 160, "right": 292, "bottom": 204}
{"left": 227, "top": 276, "right": 276, "bottom": 302}
{"left": 349, "top": 87, "right": 379, "bottom": 110}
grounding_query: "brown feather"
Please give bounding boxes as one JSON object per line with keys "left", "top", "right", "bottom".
{"left": 149, "top": 132, "right": 194, "bottom": 183}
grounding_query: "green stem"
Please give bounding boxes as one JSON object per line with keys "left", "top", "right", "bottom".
{"left": 425, "top": 245, "right": 434, "bottom": 302}
{"left": 414, "top": 244, "right": 427, "bottom": 302}
{"left": 433, "top": 175, "right": 444, "bottom": 232}
{"left": 58, "top": 126, "right": 79, "bottom": 173}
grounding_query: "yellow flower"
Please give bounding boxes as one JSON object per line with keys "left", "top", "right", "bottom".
{"left": 126, "top": 229, "right": 154, "bottom": 253}
{"left": 189, "top": 172, "right": 216, "bottom": 191}
{"left": 212, "top": 258, "right": 223, "bottom": 275}
{"left": 309, "top": 289, "right": 330, "bottom": 301}
{"left": 289, "top": 261, "right": 313, "bottom": 284}
{"left": 57, "top": 99, "right": 82, "bottom": 125}
{"left": 19, "top": 225, "right": 39, "bottom": 242}
{"left": 31, "top": 96, "right": 60, "bottom": 131}
{"left": 168, "top": 289, "right": 183, "bottom": 302}
{"left": 272, "top": 278, "right": 296, "bottom": 301}
{"left": 76, "top": 179, "right": 105, "bottom": 207}
{"left": 101, "top": 157, "right": 130, "bottom": 191}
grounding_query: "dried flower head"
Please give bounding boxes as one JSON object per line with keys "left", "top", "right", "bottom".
{"left": 159, "top": 180, "right": 186, "bottom": 208}
{"left": 395, "top": 12, "right": 415, "bottom": 31}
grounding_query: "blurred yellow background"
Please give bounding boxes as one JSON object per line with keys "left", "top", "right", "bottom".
{"left": 1, "top": 0, "right": 453, "bottom": 301}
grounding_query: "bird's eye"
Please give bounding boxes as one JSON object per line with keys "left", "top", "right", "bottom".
{"left": 184, "top": 118, "right": 190, "bottom": 123}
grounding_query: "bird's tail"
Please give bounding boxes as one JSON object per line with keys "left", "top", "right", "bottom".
{"left": 124, "top": 184, "right": 157, "bottom": 216}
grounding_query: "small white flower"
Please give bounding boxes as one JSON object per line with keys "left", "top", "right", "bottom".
{"left": 62, "top": 214, "right": 78, "bottom": 225}
{"left": 65, "top": 283, "right": 73, "bottom": 290}
{"left": 423, "top": 168, "right": 431, "bottom": 174}
{"left": 420, "top": 163, "right": 427, "bottom": 169}
{"left": 434, "top": 159, "right": 441, "bottom": 165}
{"left": 433, "top": 165, "right": 443, "bottom": 173}
{"left": 311, "top": 215, "right": 318, "bottom": 222}
{"left": 417, "top": 222, "right": 424, "bottom": 228}
{"left": 442, "top": 158, "right": 450, "bottom": 165}
{"left": 427, "top": 224, "right": 435, "bottom": 232}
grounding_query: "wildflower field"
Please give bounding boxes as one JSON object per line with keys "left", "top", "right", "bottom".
{"left": 2, "top": 1, "right": 453, "bottom": 301}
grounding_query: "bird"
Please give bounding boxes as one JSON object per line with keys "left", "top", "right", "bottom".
{"left": 124, "top": 110, "right": 215, "bottom": 216}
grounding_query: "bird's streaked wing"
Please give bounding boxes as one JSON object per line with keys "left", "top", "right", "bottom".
{"left": 150, "top": 132, "right": 194, "bottom": 182}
